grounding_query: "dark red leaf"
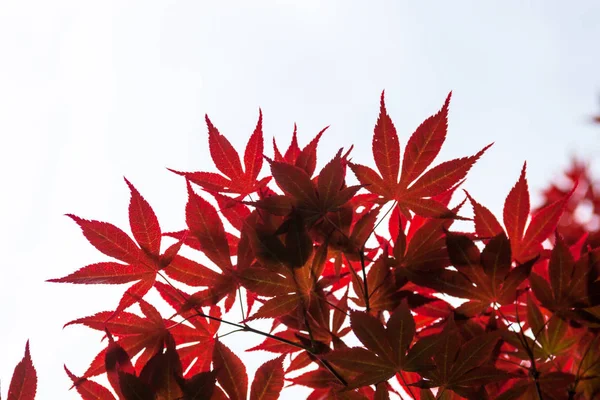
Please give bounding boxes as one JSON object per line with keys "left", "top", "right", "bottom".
{"left": 270, "top": 161, "right": 318, "bottom": 207}
{"left": 386, "top": 300, "right": 416, "bottom": 367}
{"left": 249, "top": 357, "right": 284, "bottom": 400}
{"left": 213, "top": 341, "right": 248, "bottom": 400}
{"left": 105, "top": 334, "right": 136, "bottom": 399}
{"left": 350, "top": 311, "right": 393, "bottom": 361}
{"left": 317, "top": 153, "right": 346, "bottom": 210}
{"left": 248, "top": 294, "right": 299, "bottom": 320}
{"left": 480, "top": 233, "right": 511, "bottom": 286}
{"left": 117, "top": 372, "right": 155, "bottom": 400}
{"left": 7, "top": 341, "right": 37, "bottom": 400}
{"left": 238, "top": 266, "right": 295, "bottom": 297}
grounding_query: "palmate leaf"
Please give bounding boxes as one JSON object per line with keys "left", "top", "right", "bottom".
{"left": 242, "top": 251, "right": 332, "bottom": 324}
{"left": 104, "top": 332, "right": 137, "bottom": 400}
{"left": 268, "top": 152, "right": 361, "bottom": 228}
{"left": 350, "top": 92, "right": 491, "bottom": 218}
{"left": 416, "top": 317, "right": 507, "bottom": 396}
{"left": 170, "top": 111, "right": 269, "bottom": 196}
{"left": 48, "top": 90, "right": 600, "bottom": 400}
{"left": 440, "top": 231, "right": 533, "bottom": 308}
{"left": 529, "top": 234, "right": 599, "bottom": 325}
{"left": 467, "top": 163, "right": 573, "bottom": 263}
{"left": 48, "top": 179, "right": 184, "bottom": 315}
{"left": 273, "top": 124, "right": 327, "bottom": 177}
{"left": 98, "top": 328, "right": 215, "bottom": 400}
{"left": 525, "top": 295, "right": 578, "bottom": 360}
{"left": 322, "top": 301, "right": 437, "bottom": 390}
{"left": 135, "top": 335, "right": 185, "bottom": 400}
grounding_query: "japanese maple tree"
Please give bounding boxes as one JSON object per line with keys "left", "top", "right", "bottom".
{"left": 6, "top": 92, "right": 600, "bottom": 399}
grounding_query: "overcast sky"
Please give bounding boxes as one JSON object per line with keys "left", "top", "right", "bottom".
{"left": 1, "top": 1, "right": 599, "bottom": 398}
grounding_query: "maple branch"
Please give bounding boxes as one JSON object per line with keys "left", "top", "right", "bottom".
{"left": 512, "top": 305, "right": 544, "bottom": 400}
{"left": 494, "top": 305, "right": 546, "bottom": 399}
{"left": 218, "top": 328, "right": 245, "bottom": 339}
{"left": 373, "top": 200, "right": 398, "bottom": 234}
{"left": 238, "top": 320, "right": 348, "bottom": 387}
{"left": 155, "top": 260, "right": 349, "bottom": 388}
{"left": 237, "top": 285, "right": 246, "bottom": 321}
{"left": 343, "top": 253, "right": 367, "bottom": 304}
{"left": 360, "top": 200, "right": 398, "bottom": 313}
{"left": 319, "top": 214, "right": 371, "bottom": 313}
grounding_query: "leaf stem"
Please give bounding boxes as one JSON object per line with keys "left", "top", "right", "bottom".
{"left": 237, "top": 285, "right": 246, "bottom": 321}
{"left": 359, "top": 248, "right": 370, "bottom": 312}
{"left": 155, "top": 270, "right": 348, "bottom": 386}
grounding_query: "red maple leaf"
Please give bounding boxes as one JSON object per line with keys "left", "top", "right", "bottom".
{"left": 273, "top": 124, "right": 327, "bottom": 177}
{"left": 350, "top": 92, "right": 491, "bottom": 218}
{"left": 467, "top": 162, "right": 573, "bottom": 263}
{"left": 48, "top": 179, "right": 185, "bottom": 316}
{"left": 169, "top": 111, "right": 270, "bottom": 197}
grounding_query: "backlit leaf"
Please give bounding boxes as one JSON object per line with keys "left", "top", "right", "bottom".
{"left": 213, "top": 341, "right": 248, "bottom": 400}
{"left": 372, "top": 91, "right": 400, "bottom": 190}
{"left": 400, "top": 92, "right": 450, "bottom": 188}
{"left": 7, "top": 341, "right": 37, "bottom": 400}
{"left": 64, "top": 366, "right": 116, "bottom": 400}
{"left": 125, "top": 178, "right": 161, "bottom": 257}
{"left": 250, "top": 357, "right": 284, "bottom": 400}
{"left": 503, "top": 162, "right": 529, "bottom": 247}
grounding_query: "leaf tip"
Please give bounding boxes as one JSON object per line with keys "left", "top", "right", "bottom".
{"left": 444, "top": 91, "right": 452, "bottom": 107}
{"left": 65, "top": 213, "right": 83, "bottom": 224}
{"left": 379, "top": 90, "right": 387, "bottom": 112}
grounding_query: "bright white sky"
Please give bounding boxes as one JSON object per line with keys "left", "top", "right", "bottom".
{"left": 1, "top": 1, "right": 599, "bottom": 399}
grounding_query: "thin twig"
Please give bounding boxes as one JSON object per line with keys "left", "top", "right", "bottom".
{"left": 359, "top": 248, "right": 370, "bottom": 312}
